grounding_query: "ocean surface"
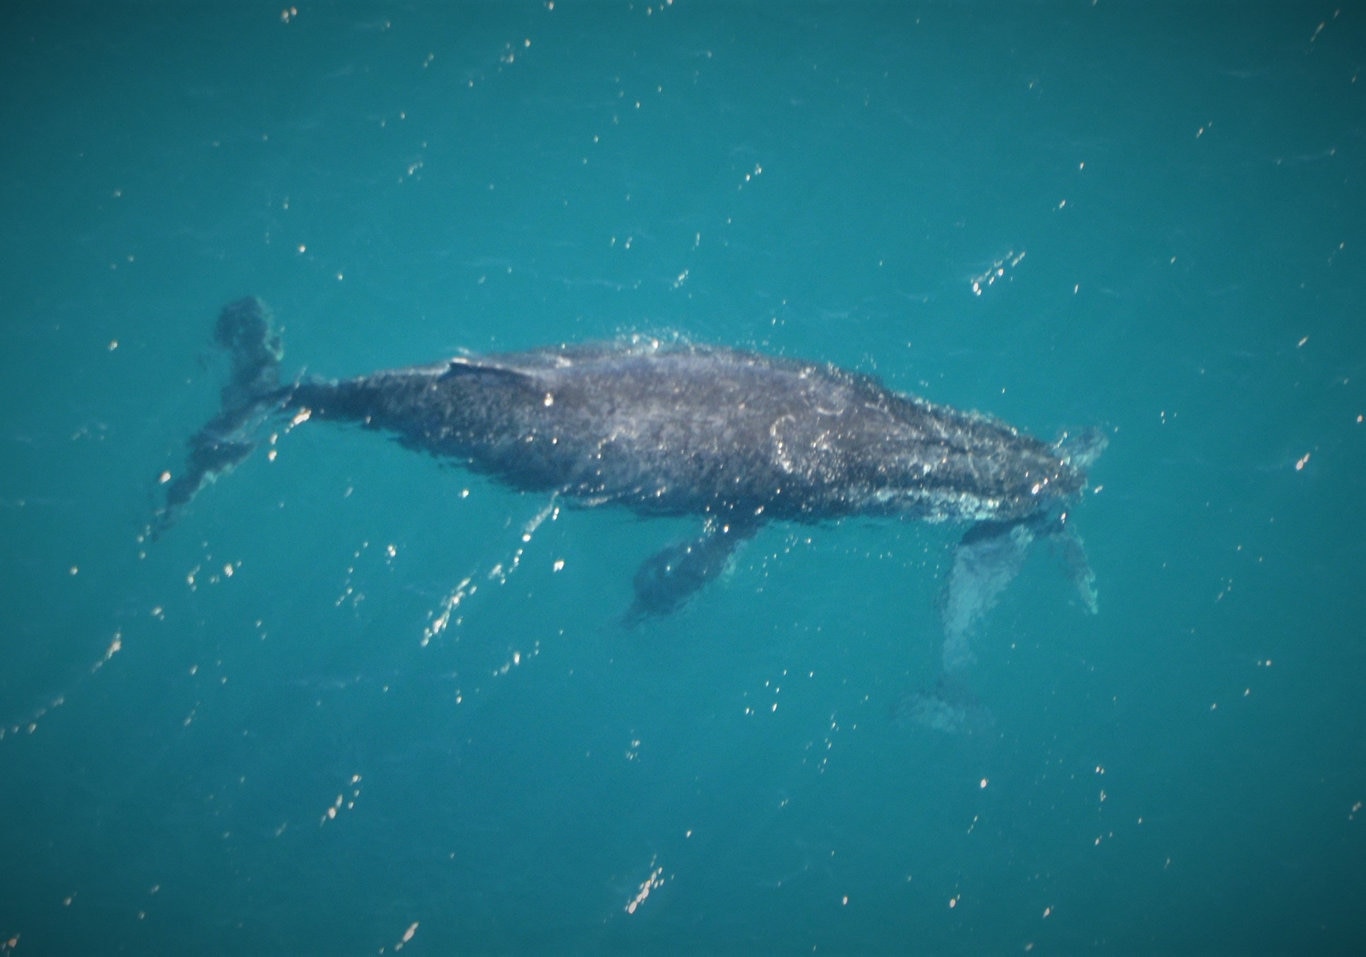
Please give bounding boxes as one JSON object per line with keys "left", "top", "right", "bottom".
{"left": 3, "top": 3, "right": 1364, "bottom": 953}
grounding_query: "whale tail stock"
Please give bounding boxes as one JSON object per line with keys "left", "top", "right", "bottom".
{"left": 149, "top": 297, "right": 284, "bottom": 538}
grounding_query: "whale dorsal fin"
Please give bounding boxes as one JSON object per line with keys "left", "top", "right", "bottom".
{"left": 440, "top": 357, "right": 535, "bottom": 384}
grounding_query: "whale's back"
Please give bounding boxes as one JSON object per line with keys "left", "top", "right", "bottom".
{"left": 299, "top": 342, "right": 1081, "bottom": 525}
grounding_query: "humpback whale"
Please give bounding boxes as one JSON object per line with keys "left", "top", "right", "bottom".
{"left": 156, "top": 299, "right": 1104, "bottom": 723}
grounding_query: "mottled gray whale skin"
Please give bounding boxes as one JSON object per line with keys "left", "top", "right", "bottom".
{"left": 157, "top": 298, "right": 1101, "bottom": 631}
{"left": 285, "top": 343, "right": 1083, "bottom": 525}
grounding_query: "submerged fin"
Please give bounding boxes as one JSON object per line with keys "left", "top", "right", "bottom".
{"left": 938, "top": 509, "right": 1099, "bottom": 674}
{"left": 894, "top": 675, "right": 996, "bottom": 735}
{"left": 913, "top": 508, "right": 1100, "bottom": 733}
{"left": 625, "top": 518, "right": 759, "bottom": 623}
{"left": 939, "top": 519, "right": 1036, "bottom": 672}
{"left": 1050, "top": 520, "right": 1099, "bottom": 614}
{"left": 150, "top": 298, "right": 283, "bottom": 538}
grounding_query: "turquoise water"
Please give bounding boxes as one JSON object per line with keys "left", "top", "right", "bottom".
{"left": 3, "top": 3, "right": 1364, "bottom": 953}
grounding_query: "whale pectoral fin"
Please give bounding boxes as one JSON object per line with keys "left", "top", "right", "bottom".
{"left": 1049, "top": 521, "right": 1099, "bottom": 614}
{"left": 625, "top": 518, "right": 760, "bottom": 623}
{"left": 895, "top": 675, "right": 996, "bottom": 735}
{"left": 938, "top": 512, "right": 1098, "bottom": 673}
{"left": 915, "top": 514, "right": 1098, "bottom": 734}
{"left": 939, "top": 519, "right": 1036, "bottom": 672}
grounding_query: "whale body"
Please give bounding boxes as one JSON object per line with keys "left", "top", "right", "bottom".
{"left": 286, "top": 339, "right": 1084, "bottom": 526}
{"left": 157, "top": 299, "right": 1103, "bottom": 708}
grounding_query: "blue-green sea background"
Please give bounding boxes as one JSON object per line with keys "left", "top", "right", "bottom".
{"left": 3, "top": 2, "right": 1364, "bottom": 953}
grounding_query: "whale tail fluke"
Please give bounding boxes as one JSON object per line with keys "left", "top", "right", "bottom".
{"left": 149, "top": 298, "right": 284, "bottom": 539}
{"left": 214, "top": 296, "right": 283, "bottom": 411}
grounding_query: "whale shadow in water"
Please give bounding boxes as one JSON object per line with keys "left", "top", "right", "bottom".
{"left": 152, "top": 299, "right": 1106, "bottom": 732}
